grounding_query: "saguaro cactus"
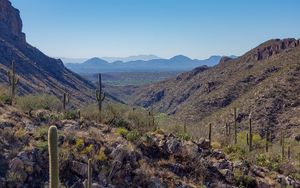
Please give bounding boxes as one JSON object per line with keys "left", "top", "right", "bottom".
{"left": 96, "top": 73, "right": 105, "bottom": 113}
{"left": 48, "top": 126, "right": 59, "bottom": 188}
{"left": 87, "top": 159, "right": 92, "bottom": 188}
{"left": 288, "top": 144, "right": 291, "bottom": 160}
{"left": 225, "top": 122, "right": 230, "bottom": 144}
{"left": 246, "top": 133, "right": 249, "bottom": 145}
{"left": 208, "top": 123, "right": 212, "bottom": 147}
{"left": 281, "top": 130, "right": 285, "bottom": 159}
{"left": 265, "top": 128, "right": 269, "bottom": 153}
{"left": 7, "top": 60, "right": 19, "bottom": 105}
{"left": 249, "top": 114, "right": 253, "bottom": 152}
{"left": 63, "top": 92, "right": 70, "bottom": 111}
{"left": 233, "top": 108, "right": 237, "bottom": 144}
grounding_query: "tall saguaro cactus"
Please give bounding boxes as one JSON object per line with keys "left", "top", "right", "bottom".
{"left": 249, "top": 114, "right": 253, "bottom": 152}
{"left": 281, "top": 130, "right": 285, "bottom": 160}
{"left": 233, "top": 108, "right": 237, "bottom": 144}
{"left": 87, "top": 159, "right": 92, "bottom": 188}
{"left": 48, "top": 126, "right": 59, "bottom": 188}
{"left": 288, "top": 144, "right": 291, "bottom": 160}
{"left": 63, "top": 92, "right": 70, "bottom": 111}
{"left": 208, "top": 123, "right": 212, "bottom": 148}
{"left": 7, "top": 60, "right": 19, "bottom": 105}
{"left": 265, "top": 128, "right": 269, "bottom": 153}
{"left": 96, "top": 74, "right": 105, "bottom": 117}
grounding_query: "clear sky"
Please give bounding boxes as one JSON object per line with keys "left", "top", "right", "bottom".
{"left": 10, "top": 0, "right": 300, "bottom": 59}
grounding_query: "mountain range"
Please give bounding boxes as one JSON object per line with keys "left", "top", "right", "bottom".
{"left": 0, "top": 0, "right": 96, "bottom": 105}
{"left": 65, "top": 55, "right": 222, "bottom": 73}
{"left": 121, "top": 38, "right": 300, "bottom": 140}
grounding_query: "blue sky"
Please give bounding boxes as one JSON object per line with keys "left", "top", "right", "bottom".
{"left": 10, "top": 0, "right": 300, "bottom": 59}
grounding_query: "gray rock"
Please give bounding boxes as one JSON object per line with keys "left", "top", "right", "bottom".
{"left": 71, "top": 161, "right": 88, "bottom": 177}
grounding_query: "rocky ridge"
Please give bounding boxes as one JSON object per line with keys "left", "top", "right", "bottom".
{"left": 0, "top": 0, "right": 97, "bottom": 105}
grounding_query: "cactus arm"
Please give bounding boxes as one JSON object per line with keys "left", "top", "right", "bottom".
{"left": 96, "top": 89, "right": 100, "bottom": 101}
{"left": 48, "top": 126, "right": 59, "bottom": 188}
{"left": 101, "top": 92, "right": 105, "bottom": 101}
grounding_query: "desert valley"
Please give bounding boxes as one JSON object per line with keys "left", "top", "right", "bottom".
{"left": 0, "top": 0, "right": 300, "bottom": 187}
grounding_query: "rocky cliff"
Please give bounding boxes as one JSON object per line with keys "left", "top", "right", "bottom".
{"left": 0, "top": 0, "right": 96, "bottom": 105}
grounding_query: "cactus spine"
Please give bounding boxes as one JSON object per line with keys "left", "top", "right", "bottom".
{"left": 48, "top": 126, "right": 59, "bottom": 188}
{"left": 87, "top": 159, "right": 92, "bottom": 188}
{"left": 96, "top": 74, "right": 105, "bottom": 119}
{"left": 233, "top": 108, "right": 237, "bottom": 144}
{"left": 249, "top": 114, "right": 253, "bottom": 152}
{"left": 7, "top": 60, "right": 19, "bottom": 105}
{"left": 208, "top": 123, "right": 212, "bottom": 148}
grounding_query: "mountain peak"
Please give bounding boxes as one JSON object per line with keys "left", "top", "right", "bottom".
{"left": 84, "top": 57, "right": 108, "bottom": 65}
{"left": 170, "top": 55, "right": 192, "bottom": 62}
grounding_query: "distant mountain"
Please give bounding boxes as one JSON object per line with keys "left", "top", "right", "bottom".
{"left": 101, "top": 55, "right": 161, "bottom": 63}
{"left": 127, "top": 38, "right": 300, "bottom": 140}
{"left": 0, "top": 0, "right": 96, "bottom": 105}
{"left": 59, "top": 57, "right": 88, "bottom": 64}
{"left": 65, "top": 55, "right": 222, "bottom": 73}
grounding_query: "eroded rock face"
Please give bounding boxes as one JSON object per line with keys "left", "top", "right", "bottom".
{"left": 0, "top": 0, "right": 25, "bottom": 42}
{"left": 250, "top": 38, "right": 300, "bottom": 61}
{"left": 0, "top": 0, "right": 97, "bottom": 105}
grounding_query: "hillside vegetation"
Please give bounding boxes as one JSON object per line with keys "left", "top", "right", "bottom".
{"left": 129, "top": 39, "right": 300, "bottom": 142}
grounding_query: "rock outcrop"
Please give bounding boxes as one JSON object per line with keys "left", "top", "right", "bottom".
{"left": 0, "top": 0, "right": 97, "bottom": 105}
{"left": 0, "top": 0, "right": 25, "bottom": 42}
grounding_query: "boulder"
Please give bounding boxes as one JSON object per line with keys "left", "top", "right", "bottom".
{"left": 71, "top": 161, "right": 88, "bottom": 177}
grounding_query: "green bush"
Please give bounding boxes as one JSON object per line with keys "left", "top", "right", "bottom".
{"left": 81, "top": 104, "right": 102, "bottom": 121}
{"left": 234, "top": 169, "right": 256, "bottom": 187}
{"left": 126, "top": 130, "right": 141, "bottom": 142}
{"left": 116, "top": 127, "right": 129, "bottom": 137}
{"left": 16, "top": 94, "right": 61, "bottom": 112}
{"left": 63, "top": 110, "right": 78, "bottom": 120}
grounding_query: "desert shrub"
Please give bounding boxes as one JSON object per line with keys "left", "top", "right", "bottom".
{"left": 234, "top": 168, "right": 256, "bottom": 187}
{"left": 95, "top": 147, "right": 107, "bottom": 162}
{"left": 82, "top": 144, "right": 94, "bottom": 154}
{"left": 81, "top": 104, "right": 102, "bottom": 121}
{"left": 63, "top": 109, "right": 78, "bottom": 120}
{"left": 177, "top": 132, "right": 191, "bottom": 141}
{"left": 126, "top": 130, "right": 141, "bottom": 142}
{"left": 35, "top": 140, "right": 48, "bottom": 151}
{"left": 0, "top": 85, "right": 11, "bottom": 104}
{"left": 116, "top": 127, "right": 129, "bottom": 137}
{"left": 75, "top": 138, "right": 85, "bottom": 150}
{"left": 14, "top": 128, "right": 26, "bottom": 138}
{"left": 33, "top": 126, "right": 48, "bottom": 140}
{"left": 16, "top": 94, "right": 61, "bottom": 112}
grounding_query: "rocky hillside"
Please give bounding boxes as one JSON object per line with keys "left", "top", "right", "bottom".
{"left": 0, "top": 102, "right": 299, "bottom": 187}
{"left": 0, "top": 0, "right": 95, "bottom": 105}
{"left": 130, "top": 38, "right": 300, "bottom": 140}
